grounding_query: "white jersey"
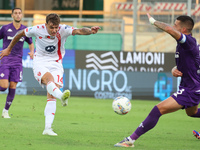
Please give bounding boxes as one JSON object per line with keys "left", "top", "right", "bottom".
{"left": 24, "top": 24, "right": 74, "bottom": 62}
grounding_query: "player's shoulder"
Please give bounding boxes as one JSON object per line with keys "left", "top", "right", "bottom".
{"left": 32, "top": 24, "right": 46, "bottom": 30}
{"left": 59, "top": 24, "right": 74, "bottom": 33}
{"left": 63, "top": 24, "right": 74, "bottom": 30}
{"left": 20, "top": 24, "right": 28, "bottom": 29}
{"left": 0, "top": 23, "right": 12, "bottom": 30}
{"left": 185, "top": 34, "right": 196, "bottom": 42}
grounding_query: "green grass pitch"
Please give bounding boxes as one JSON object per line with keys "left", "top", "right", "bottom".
{"left": 0, "top": 94, "right": 199, "bottom": 150}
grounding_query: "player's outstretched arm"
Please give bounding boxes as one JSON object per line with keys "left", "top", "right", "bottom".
{"left": 0, "top": 29, "right": 25, "bottom": 60}
{"left": 72, "top": 26, "right": 101, "bottom": 35}
{"left": 147, "top": 13, "right": 181, "bottom": 40}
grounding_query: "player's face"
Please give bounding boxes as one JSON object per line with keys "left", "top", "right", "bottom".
{"left": 11, "top": 9, "right": 22, "bottom": 23}
{"left": 173, "top": 20, "right": 184, "bottom": 33}
{"left": 45, "top": 22, "right": 59, "bottom": 36}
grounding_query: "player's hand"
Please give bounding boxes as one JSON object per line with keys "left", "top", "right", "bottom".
{"left": 171, "top": 66, "right": 183, "bottom": 77}
{"left": 0, "top": 48, "right": 11, "bottom": 60}
{"left": 91, "top": 26, "right": 101, "bottom": 34}
{"left": 147, "top": 13, "right": 156, "bottom": 25}
{"left": 28, "top": 51, "right": 34, "bottom": 59}
{"left": 147, "top": 13, "right": 151, "bottom": 19}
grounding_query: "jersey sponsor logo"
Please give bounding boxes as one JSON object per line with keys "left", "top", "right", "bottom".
{"left": 45, "top": 45, "right": 56, "bottom": 53}
{"left": 7, "top": 36, "right": 25, "bottom": 42}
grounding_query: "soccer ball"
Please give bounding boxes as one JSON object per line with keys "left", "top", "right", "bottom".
{"left": 112, "top": 96, "right": 131, "bottom": 115}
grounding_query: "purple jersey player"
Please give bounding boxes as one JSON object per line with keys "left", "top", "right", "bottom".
{"left": 0, "top": 8, "right": 34, "bottom": 118}
{"left": 114, "top": 14, "right": 200, "bottom": 147}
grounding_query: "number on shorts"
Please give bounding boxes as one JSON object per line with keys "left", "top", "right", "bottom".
{"left": 57, "top": 75, "right": 63, "bottom": 84}
{"left": 173, "top": 89, "right": 185, "bottom": 97}
{"left": 20, "top": 71, "right": 23, "bottom": 81}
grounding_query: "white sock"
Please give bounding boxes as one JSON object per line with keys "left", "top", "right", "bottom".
{"left": 44, "top": 100, "right": 56, "bottom": 129}
{"left": 46, "top": 81, "right": 63, "bottom": 99}
{"left": 127, "top": 137, "right": 135, "bottom": 144}
{"left": 3, "top": 108, "right": 8, "bottom": 112}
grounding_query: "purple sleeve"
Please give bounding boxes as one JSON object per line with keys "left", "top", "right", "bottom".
{"left": 0, "top": 26, "right": 5, "bottom": 39}
{"left": 25, "top": 36, "right": 33, "bottom": 45}
{"left": 178, "top": 33, "right": 196, "bottom": 50}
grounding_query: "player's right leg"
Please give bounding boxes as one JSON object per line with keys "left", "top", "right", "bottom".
{"left": 33, "top": 62, "right": 70, "bottom": 106}
{"left": 0, "top": 79, "right": 10, "bottom": 118}
{"left": 45, "top": 79, "right": 70, "bottom": 106}
{"left": 115, "top": 96, "right": 183, "bottom": 147}
{"left": 0, "top": 65, "right": 9, "bottom": 91}
{"left": 0, "top": 66, "right": 10, "bottom": 118}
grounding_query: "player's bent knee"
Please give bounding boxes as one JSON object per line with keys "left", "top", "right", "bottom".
{"left": 186, "top": 110, "right": 197, "bottom": 117}
{"left": 0, "top": 83, "right": 9, "bottom": 90}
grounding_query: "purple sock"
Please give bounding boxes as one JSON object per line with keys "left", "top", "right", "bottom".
{"left": 191, "top": 108, "right": 200, "bottom": 118}
{"left": 4, "top": 88, "right": 16, "bottom": 110}
{"left": 0, "top": 86, "right": 7, "bottom": 91}
{"left": 130, "top": 106, "right": 162, "bottom": 140}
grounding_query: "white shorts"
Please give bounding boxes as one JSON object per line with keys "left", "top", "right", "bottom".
{"left": 33, "top": 60, "right": 64, "bottom": 88}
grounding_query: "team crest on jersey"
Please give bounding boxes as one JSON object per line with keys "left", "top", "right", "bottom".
{"left": 0, "top": 73, "right": 5, "bottom": 78}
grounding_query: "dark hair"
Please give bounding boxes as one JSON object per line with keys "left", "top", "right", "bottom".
{"left": 12, "top": 8, "right": 22, "bottom": 14}
{"left": 176, "top": 15, "right": 194, "bottom": 32}
{"left": 46, "top": 13, "right": 60, "bottom": 25}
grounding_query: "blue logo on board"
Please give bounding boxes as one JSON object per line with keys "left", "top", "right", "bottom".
{"left": 154, "top": 73, "right": 173, "bottom": 101}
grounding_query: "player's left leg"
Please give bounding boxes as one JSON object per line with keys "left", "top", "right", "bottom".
{"left": 186, "top": 105, "right": 199, "bottom": 117}
{"left": 43, "top": 94, "right": 57, "bottom": 136}
{"left": 185, "top": 105, "right": 200, "bottom": 139}
{"left": 114, "top": 96, "right": 183, "bottom": 147}
{"left": 2, "top": 81, "right": 17, "bottom": 118}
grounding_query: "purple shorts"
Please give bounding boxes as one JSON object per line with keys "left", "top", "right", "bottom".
{"left": 171, "top": 88, "right": 200, "bottom": 109}
{"left": 0, "top": 65, "right": 23, "bottom": 82}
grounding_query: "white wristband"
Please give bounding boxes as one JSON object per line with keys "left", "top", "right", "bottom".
{"left": 149, "top": 17, "right": 156, "bottom": 25}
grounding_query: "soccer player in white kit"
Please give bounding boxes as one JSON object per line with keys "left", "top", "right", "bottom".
{"left": 0, "top": 13, "right": 100, "bottom": 136}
